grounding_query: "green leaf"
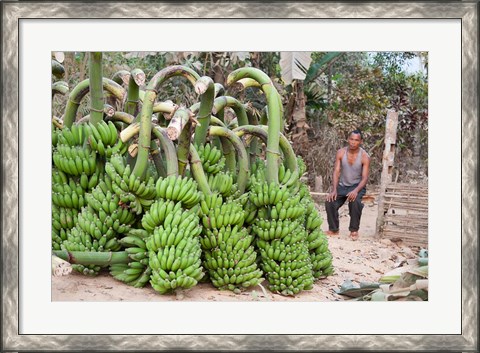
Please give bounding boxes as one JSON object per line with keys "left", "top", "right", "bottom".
{"left": 304, "top": 52, "right": 344, "bottom": 83}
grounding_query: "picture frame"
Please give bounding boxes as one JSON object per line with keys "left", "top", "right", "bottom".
{"left": 2, "top": 1, "right": 477, "bottom": 351}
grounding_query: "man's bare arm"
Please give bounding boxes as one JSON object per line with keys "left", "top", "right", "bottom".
{"left": 326, "top": 149, "right": 343, "bottom": 202}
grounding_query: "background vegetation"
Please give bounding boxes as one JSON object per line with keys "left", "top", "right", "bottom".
{"left": 54, "top": 51, "right": 428, "bottom": 190}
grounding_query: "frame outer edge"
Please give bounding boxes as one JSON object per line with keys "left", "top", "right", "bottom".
{"left": 1, "top": 1, "right": 478, "bottom": 351}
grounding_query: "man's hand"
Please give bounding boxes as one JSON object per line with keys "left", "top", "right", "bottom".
{"left": 347, "top": 189, "right": 358, "bottom": 202}
{"left": 326, "top": 191, "right": 337, "bottom": 202}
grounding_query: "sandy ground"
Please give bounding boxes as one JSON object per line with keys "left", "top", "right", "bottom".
{"left": 52, "top": 199, "right": 420, "bottom": 302}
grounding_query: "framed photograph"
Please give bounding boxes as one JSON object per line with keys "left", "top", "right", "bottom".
{"left": 2, "top": 1, "right": 477, "bottom": 351}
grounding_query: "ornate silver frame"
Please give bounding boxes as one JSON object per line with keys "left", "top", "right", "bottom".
{"left": 2, "top": 2, "right": 477, "bottom": 351}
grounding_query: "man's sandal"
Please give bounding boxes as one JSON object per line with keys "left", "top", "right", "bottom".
{"left": 325, "top": 230, "right": 339, "bottom": 236}
{"left": 350, "top": 231, "right": 359, "bottom": 241}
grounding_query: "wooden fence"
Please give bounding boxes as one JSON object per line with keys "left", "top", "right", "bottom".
{"left": 380, "top": 183, "right": 428, "bottom": 248}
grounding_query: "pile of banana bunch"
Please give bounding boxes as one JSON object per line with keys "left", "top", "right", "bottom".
{"left": 199, "top": 193, "right": 263, "bottom": 292}
{"left": 141, "top": 175, "right": 205, "bottom": 294}
{"left": 248, "top": 163, "right": 315, "bottom": 296}
{"left": 52, "top": 125, "right": 150, "bottom": 275}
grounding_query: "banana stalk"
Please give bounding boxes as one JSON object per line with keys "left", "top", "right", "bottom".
{"left": 220, "top": 136, "right": 236, "bottom": 175}
{"left": 150, "top": 140, "right": 166, "bottom": 177}
{"left": 76, "top": 104, "right": 116, "bottom": 124}
{"left": 119, "top": 122, "right": 140, "bottom": 142}
{"left": 52, "top": 254, "right": 72, "bottom": 276}
{"left": 209, "top": 125, "right": 249, "bottom": 194}
{"left": 234, "top": 125, "right": 299, "bottom": 180}
{"left": 227, "top": 68, "right": 281, "bottom": 184}
{"left": 63, "top": 78, "right": 125, "bottom": 128}
{"left": 126, "top": 68, "right": 145, "bottom": 116}
{"left": 213, "top": 97, "right": 259, "bottom": 165}
{"left": 193, "top": 76, "right": 215, "bottom": 146}
{"left": 111, "top": 69, "right": 131, "bottom": 85}
{"left": 119, "top": 119, "right": 178, "bottom": 178}
{"left": 212, "top": 96, "right": 249, "bottom": 127}
{"left": 88, "top": 52, "right": 104, "bottom": 126}
{"left": 210, "top": 116, "right": 227, "bottom": 128}
{"left": 53, "top": 250, "right": 129, "bottom": 266}
{"left": 166, "top": 107, "right": 192, "bottom": 141}
{"left": 191, "top": 101, "right": 223, "bottom": 152}
{"left": 139, "top": 91, "right": 178, "bottom": 115}
{"left": 132, "top": 89, "right": 155, "bottom": 179}
{"left": 214, "top": 83, "right": 225, "bottom": 97}
{"left": 149, "top": 65, "right": 200, "bottom": 90}
{"left": 169, "top": 108, "right": 194, "bottom": 175}
{"left": 129, "top": 65, "right": 201, "bottom": 179}
{"left": 52, "top": 81, "right": 69, "bottom": 98}
{"left": 189, "top": 144, "right": 212, "bottom": 195}
{"left": 51, "top": 59, "right": 65, "bottom": 79}
{"left": 152, "top": 126, "right": 179, "bottom": 177}
{"left": 109, "top": 111, "right": 135, "bottom": 125}
{"left": 153, "top": 101, "right": 177, "bottom": 115}
{"left": 245, "top": 105, "right": 261, "bottom": 164}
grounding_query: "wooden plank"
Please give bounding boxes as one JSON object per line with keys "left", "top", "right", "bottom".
{"left": 384, "top": 214, "right": 428, "bottom": 220}
{"left": 386, "top": 183, "right": 427, "bottom": 189}
{"left": 376, "top": 110, "right": 399, "bottom": 235}
{"left": 384, "top": 229, "right": 428, "bottom": 236}
{"left": 383, "top": 194, "right": 428, "bottom": 200}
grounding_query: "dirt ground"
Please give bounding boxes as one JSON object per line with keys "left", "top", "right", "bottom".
{"left": 52, "top": 198, "right": 420, "bottom": 302}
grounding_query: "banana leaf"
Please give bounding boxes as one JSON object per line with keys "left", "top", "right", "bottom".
{"left": 335, "top": 279, "right": 380, "bottom": 298}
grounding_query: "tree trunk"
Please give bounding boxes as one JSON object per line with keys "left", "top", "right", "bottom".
{"left": 290, "top": 80, "right": 309, "bottom": 150}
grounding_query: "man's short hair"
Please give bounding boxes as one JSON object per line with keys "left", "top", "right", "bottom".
{"left": 349, "top": 129, "right": 363, "bottom": 139}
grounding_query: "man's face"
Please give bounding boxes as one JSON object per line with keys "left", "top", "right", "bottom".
{"left": 348, "top": 133, "right": 362, "bottom": 150}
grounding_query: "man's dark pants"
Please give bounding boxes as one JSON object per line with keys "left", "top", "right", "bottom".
{"left": 325, "top": 184, "right": 366, "bottom": 232}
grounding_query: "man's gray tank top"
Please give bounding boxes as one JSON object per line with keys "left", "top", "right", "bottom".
{"left": 339, "top": 147, "right": 364, "bottom": 187}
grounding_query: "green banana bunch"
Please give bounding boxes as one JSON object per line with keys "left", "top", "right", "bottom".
{"left": 52, "top": 126, "right": 61, "bottom": 147}
{"left": 110, "top": 263, "right": 152, "bottom": 288}
{"left": 243, "top": 200, "right": 258, "bottom": 225}
{"left": 59, "top": 178, "right": 137, "bottom": 276}
{"left": 277, "top": 163, "right": 300, "bottom": 188}
{"left": 249, "top": 181, "right": 290, "bottom": 207}
{"left": 85, "top": 121, "right": 127, "bottom": 158}
{"left": 110, "top": 228, "right": 152, "bottom": 288}
{"left": 297, "top": 155, "right": 307, "bottom": 177}
{"left": 142, "top": 197, "right": 204, "bottom": 294}
{"left": 202, "top": 225, "right": 263, "bottom": 292}
{"left": 52, "top": 144, "right": 97, "bottom": 177}
{"left": 141, "top": 199, "right": 183, "bottom": 231}
{"left": 52, "top": 124, "right": 99, "bottom": 177}
{"left": 196, "top": 143, "right": 226, "bottom": 175}
{"left": 51, "top": 204, "right": 77, "bottom": 250}
{"left": 252, "top": 218, "right": 303, "bottom": 242}
{"left": 301, "top": 195, "right": 334, "bottom": 279}
{"left": 310, "top": 243, "right": 334, "bottom": 278}
{"left": 52, "top": 204, "right": 78, "bottom": 231}
{"left": 207, "top": 172, "right": 237, "bottom": 197}
{"left": 52, "top": 164, "right": 103, "bottom": 194}
{"left": 148, "top": 236, "right": 204, "bottom": 294}
{"left": 256, "top": 234, "right": 314, "bottom": 296}
{"left": 247, "top": 159, "right": 266, "bottom": 189}
{"left": 52, "top": 179, "right": 86, "bottom": 210}
{"left": 201, "top": 198, "right": 245, "bottom": 229}
{"left": 155, "top": 175, "right": 201, "bottom": 209}
{"left": 105, "top": 154, "right": 156, "bottom": 215}
{"left": 56, "top": 124, "right": 88, "bottom": 147}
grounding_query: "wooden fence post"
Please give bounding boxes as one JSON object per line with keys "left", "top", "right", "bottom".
{"left": 375, "top": 110, "right": 399, "bottom": 237}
